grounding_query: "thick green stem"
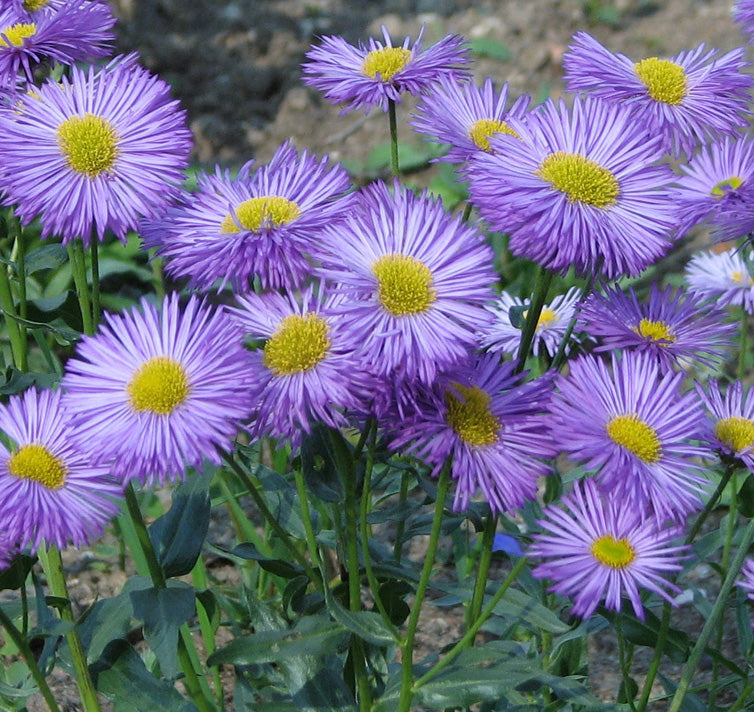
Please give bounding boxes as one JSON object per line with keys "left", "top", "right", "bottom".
{"left": 191, "top": 559, "right": 224, "bottom": 710}
{"left": 465, "top": 513, "right": 497, "bottom": 637}
{"left": 516, "top": 267, "right": 553, "bottom": 374}
{"left": 123, "top": 483, "right": 216, "bottom": 712}
{"left": 38, "top": 545, "right": 101, "bottom": 712}
{"left": 616, "top": 617, "right": 637, "bottom": 711}
{"left": 67, "top": 239, "right": 93, "bottom": 336}
{"left": 293, "top": 467, "right": 324, "bottom": 577}
{"left": 414, "top": 556, "right": 527, "bottom": 689}
{"left": 388, "top": 99, "right": 399, "bottom": 176}
{"left": 0, "top": 258, "right": 25, "bottom": 370}
{"left": 90, "top": 237, "right": 100, "bottom": 329}
{"left": 397, "top": 462, "right": 451, "bottom": 712}
{"left": 0, "top": 605, "right": 62, "bottom": 712}
{"left": 668, "top": 518, "right": 754, "bottom": 712}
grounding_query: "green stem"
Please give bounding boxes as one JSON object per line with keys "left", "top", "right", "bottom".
{"left": 90, "top": 237, "right": 100, "bottom": 329}
{"left": 67, "top": 239, "right": 93, "bottom": 335}
{"left": 10, "top": 215, "right": 28, "bottom": 371}
{"left": 461, "top": 202, "right": 473, "bottom": 222}
{"left": 0, "top": 245, "right": 25, "bottom": 370}
{"left": 728, "top": 679, "right": 754, "bottom": 712}
{"left": 465, "top": 513, "right": 497, "bottom": 637}
{"left": 293, "top": 467, "right": 324, "bottom": 576}
{"left": 191, "top": 559, "right": 224, "bottom": 710}
{"left": 0, "top": 605, "right": 62, "bottom": 712}
{"left": 388, "top": 98, "right": 400, "bottom": 176}
{"left": 219, "top": 449, "right": 318, "bottom": 583}
{"left": 38, "top": 545, "right": 101, "bottom": 712}
{"left": 616, "top": 617, "right": 637, "bottom": 711}
{"left": 668, "top": 518, "right": 754, "bottom": 712}
{"left": 123, "top": 483, "right": 216, "bottom": 712}
{"left": 393, "top": 471, "right": 410, "bottom": 560}
{"left": 397, "top": 462, "right": 451, "bottom": 712}
{"left": 414, "top": 556, "right": 527, "bottom": 689}
{"left": 686, "top": 463, "right": 738, "bottom": 544}
{"left": 516, "top": 267, "right": 553, "bottom": 374}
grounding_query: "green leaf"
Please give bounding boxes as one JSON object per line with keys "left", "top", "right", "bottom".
{"left": 129, "top": 583, "right": 196, "bottom": 680}
{"left": 232, "top": 543, "right": 305, "bottom": 579}
{"left": 26, "top": 290, "right": 83, "bottom": 332}
{"left": 148, "top": 472, "right": 211, "bottom": 578}
{"left": 601, "top": 608, "right": 690, "bottom": 663}
{"left": 0, "top": 554, "right": 36, "bottom": 591}
{"left": 208, "top": 617, "right": 348, "bottom": 666}
{"left": 508, "top": 304, "right": 528, "bottom": 329}
{"left": 325, "top": 593, "right": 397, "bottom": 646}
{"left": 90, "top": 639, "right": 198, "bottom": 712}
{"left": 24, "top": 244, "right": 68, "bottom": 275}
{"left": 469, "top": 36, "right": 512, "bottom": 61}
{"left": 301, "top": 425, "right": 343, "bottom": 503}
{"left": 738, "top": 473, "right": 754, "bottom": 518}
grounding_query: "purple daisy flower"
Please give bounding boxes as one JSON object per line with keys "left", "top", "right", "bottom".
{"left": 734, "top": 0, "right": 754, "bottom": 43}
{"left": 411, "top": 76, "right": 530, "bottom": 163}
{"left": 302, "top": 25, "right": 470, "bottom": 115}
{"left": 696, "top": 379, "right": 754, "bottom": 473}
{"left": 685, "top": 249, "right": 754, "bottom": 314}
{"left": 62, "top": 294, "right": 254, "bottom": 487}
{"left": 530, "top": 479, "right": 687, "bottom": 620}
{"left": 142, "top": 141, "right": 354, "bottom": 292}
{"left": 316, "top": 180, "right": 496, "bottom": 384}
{"left": 389, "top": 355, "right": 555, "bottom": 514}
{"left": 230, "top": 284, "right": 371, "bottom": 447}
{"left": 0, "top": 388, "right": 122, "bottom": 552}
{"left": 550, "top": 352, "right": 708, "bottom": 522}
{"left": 562, "top": 31, "right": 754, "bottom": 157}
{"left": 479, "top": 287, "right": 581, "bottom": 359}
{"left": 670, "top": 137, "right": 754, "bottom": 242}
{"left": 468, "top": 95, "right": 677, "bottom": 280}
{"left": 0, "top": 56, "right": 191, "bottom": 245}
{"left": 0, "top": 2, "right": 114, "bottom": 84}
{"left": 579, "top": 284, "right": 734, "bottom": 372}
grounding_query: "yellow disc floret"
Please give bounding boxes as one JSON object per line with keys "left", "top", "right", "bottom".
{"left": 221, "top": 196, "right": 301, "bottom": 233}
{"left": 606, "top": 413, "right": 662, "bottom": 462}
{"left": 56, "top": 113, "right": 119, "bottom": 178}
{"left": 591, "top": 534, "right": 636, "bottom": 568}
{"left": 537, "top": 308, "right": 558, "bottom": 331}
{"left": 633, "top": 57, "right": 687, "bottom": 105}
{"left": 372, "top": 254, "right": 436, "bottom": 316}
{"left": 362, "top": 47, "right": 412, "bottom": 81}
{"left": 468, "top": 118, "right": 520, "bottom": 152}
{"left": 445, "top": 384, "right": 501, "bottom": 447}
{"left": 263, "top": 313, "right": 331, "bottom": 376}
{"left": 8, "top": 443, "right": 66, "bottom": 489}
{"left": 633, "top": 318, "right": 675, "bottom": 346}
{"left": 711, "top": 176, "right": 744, "bottom": 197}
{"left": 23, "top": 0, "right": 50, "bottom": 10}
{"left": 127, "top": 356, "right": 190, "bottom": 415}
{"left": 715, "top": 416, "right": 754, "bottom": 453}
{"left": 537, "top": 151, "right": 619, "bottom": 208}
{"left": 0, "top": 23, "right": 36, "bottom": 47}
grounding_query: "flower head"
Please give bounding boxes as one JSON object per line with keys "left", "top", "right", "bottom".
{"left": 468, "top": 95, "right": 676, "bottom": 280}
{"left": 0, "top": 388, "right": 122, "bottom": 552}
{"left": 562, "top": 31, "right": 754, "bottom": 157}
{"left": 388, "top": 355, "right": 555, "bottom": 514}
{"left": 302, "top": 25, "right": 470, "bottom": 114}
{"left": 479, "top": 287, "right": 581, "bottom": 359}
{"left": 734, "top": 0, "right": 754, "bottom": 43}
{"left": 0, "top": 57, "right": 192, "bottom": 245}
{"left": 142, "top": 141, "right": 353, "bottom": 292}
{"left": 696, "top": 379, "right": 754, "bottom": 473}
{"left": 670, "top": 136, "right": 754, "bottom": 242}
{"left": 411, "top": 76, "right": 530, "bottom": 163}
{"left": 579, "top": 284, "right": 734, "bottom": 372}
{"left": 62, "top": 294, "right": 254, "bottom": 486}
{"left": 230, "top": 284, "right": 371, "bottom": 447}
{"left": 530, "top": 479, "right": 687, "bottom": 619}
{"left": 685, "top": 249, "right": 754, "bottom": 314}
{"left": 550, "top": 352, "right": 708, "bottom": 522}
{"left": 316, "top": 180, "right": 496, "bottom": 384}
{"left": 0, "top": 2, "right": 115, "bottom": 83}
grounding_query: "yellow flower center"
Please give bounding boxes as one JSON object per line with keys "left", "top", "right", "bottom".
{"left": 445, "top": 384, "right": 500, "bottom": 447}
{"left": 537, "top": 151, "right": 619, "bottom": 208}
{"left": 372, "top": 254, "right": 436, "bottom": 316}
{"left": 606, "top": 413, "right": 662, "bottom": 462}
{"left": 591, "top": 534, "right": 636, "bottom": 568}
{"left": 633, "top": 57, "right": 687, "bottom": 105}
{"left": 127, "top": 356, "right": 190, "bottom": 415}
{"left": 711, "top": 176, "right": 744, "bottom": 197}
{"left": 0, "top": 23, "right": 36, "bottom": 47}
{"left": 633, "top": 318, "right": 675, "bottom": 346}
{"left": 56, "top": 113, "right": 119, "bottom": 178}
{"left": 8, "top": 443, "right": 66, "bottom": 490}
{"left": 362, "top": 47, "right": 412, "bottom": 81}
{"left": 220, "top": 196, "right": 301, "bottom": 233}
{"left": 536, "top": 308, "right": 558, "bottom": 331}
{"left": 468, "top": 118, "right": 520, "bottom": 152}
{"left": 715, "top": 416, "right": 754, "bottom": 453}
{"left": 731, "top": 270, "right": 754, "bottom": 287}
{"left": 262, "top": 313, "right": 331, "bottom": 376}
{"left": 23, "top": 0, "right": 50, "bottom": 10}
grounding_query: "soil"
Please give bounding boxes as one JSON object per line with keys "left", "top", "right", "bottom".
{"left": 5, "top": 0, "right": 754, "bottom": 710}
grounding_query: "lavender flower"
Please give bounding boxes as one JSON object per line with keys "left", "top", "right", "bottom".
{"left": 685, "top": 249, "right": 754, "bottom": 314}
